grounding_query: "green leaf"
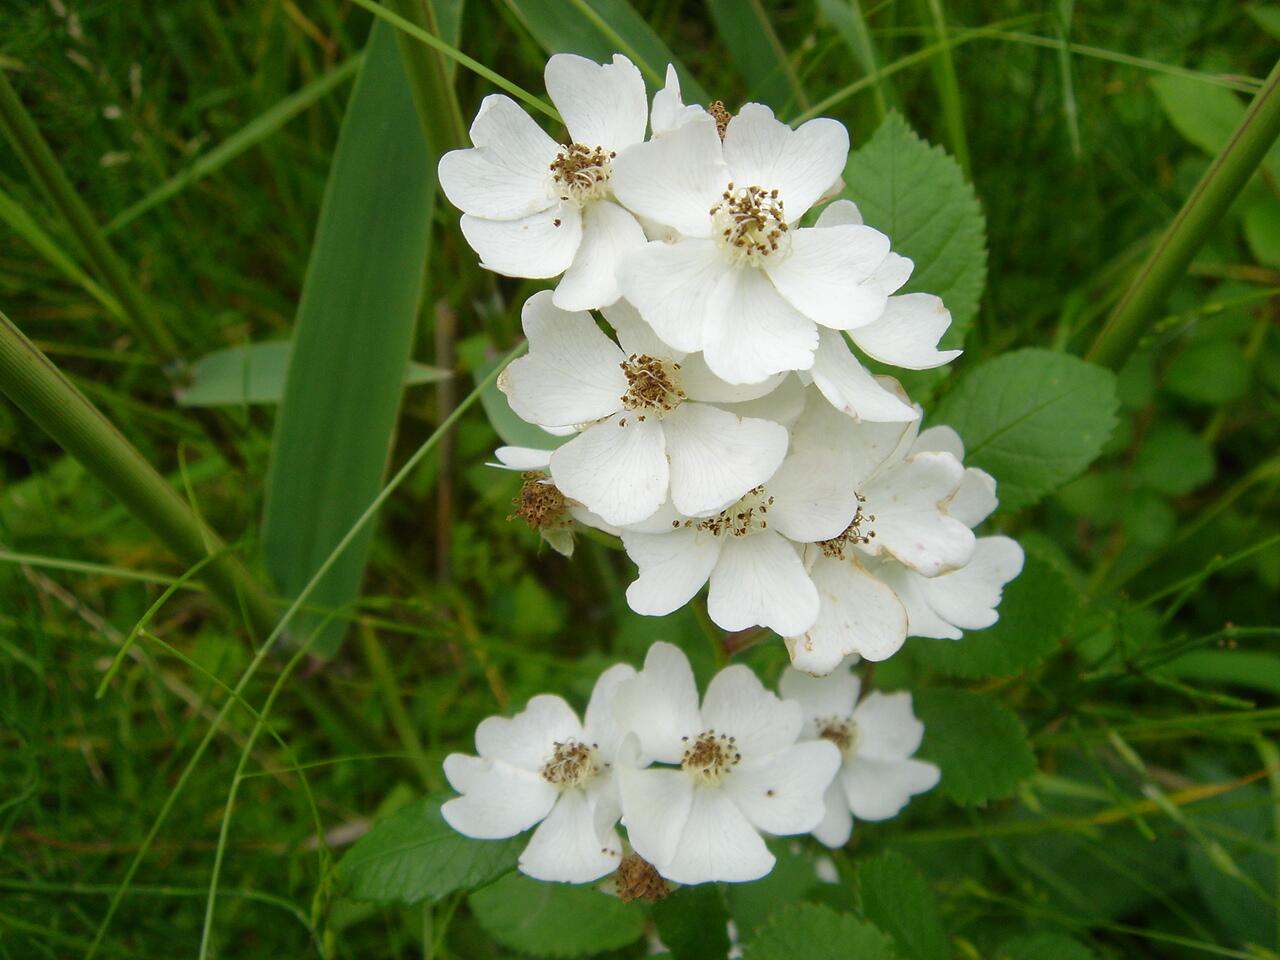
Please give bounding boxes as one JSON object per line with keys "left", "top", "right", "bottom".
{"left": 724, "top": 842, "right": 829, "bottom": 940}
{"left": 178, "top": 341, "right": 447, "bottom": 407}
{"left": 934, "top": 349, "right": 1119, "bottom": 512}
{"left": 261, "top": 22, "right": 434, "bottom": 655}
{"left": 1165, "top": 339, "right": 1249, "bottom": 405}
{"left": 652, "top": 884, "right": 731, "bottom": 960}
{"left": 501, "top": 0, "right": 707, "bottom": 102}
{"left": 857, "top": 853, "right": 948, "bottom": 960}
{"left": 914, "top": 688, "right": 1036, "bottom": 805}
{"left": 1158, "top": 650, "right": 1280, "bottom": 697}
{"left": 468, "top": 872, "right": 646, "bottom": 958}
{"left": 706, "top": 0, "right": 802, "bottom": 112}
{"left": 1150, "top": 75, "right": 1280, "bottom": 181}
{"left": 1250, "top": 4, "right": 1280, "bottom": 39}
{"left": 742, "top": 903, "right": 897, "bottom": 960}
{"left": 1135, "top": 420, "right": 1215, "bottom": 496}
{"left": 340, "top": 797, "right": 521, "bottom": 905}
{"left": 909, "top": 553, "right": 1077, "bottom": 678}
{"left": 1244, "top": 194, "right": 1280, "bottom": 265}
{"left": 998, "top": 933, "right": 1097, "bottom": 960}
{"left": 842, "top": 112, "right": 987, "bottom": 338}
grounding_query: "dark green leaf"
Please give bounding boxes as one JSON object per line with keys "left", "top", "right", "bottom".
{"left": 1135, "top": 421, "right": 1215, "bottom": 495}
{"left": 724, "top": 842, "right": 828, "bottom": 940}
{"left": 998, "top": 933, "right": 1097, "bottom": 960}
{"left": 706, "top": 0, "right": 802, "bottom": 112}
{"left": 857, "top": 853, "right": 949, "bottom": 960}
{"left": 1165, "top": 339, "right": 1249, "bottom": 405}
{"left": 742, "top": 903, "right": 897, "bottom": 960}
{"left": 652, "top": 884, "right": 731, "bottom": 960}
{"left": 915, "top": 688, "right": 1036, "bottom": 805}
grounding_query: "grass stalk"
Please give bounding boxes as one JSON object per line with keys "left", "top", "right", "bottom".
{"left": 1087, "top": 57, "right": 1280, "bottom": 370}
{"left": 383, "top": 0, "right": 468, "bottom": 150}
{"left": 918, "top": 0, "right": 971, "bottom": 177}
{"left": 0, "top": 308, "right": 277, "bottom": 639}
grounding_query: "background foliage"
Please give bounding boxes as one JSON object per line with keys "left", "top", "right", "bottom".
{"left": 0, "top": 1, "right": 1277, "bottom": 957}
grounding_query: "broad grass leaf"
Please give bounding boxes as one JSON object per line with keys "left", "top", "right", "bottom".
{"left": 340, "top": 797, "right": 521, "bottom": 905}
{"left": 468, "top": 872, "right": 646, "bottom": 957}
{"left": 261, "top": 21, "right": 434, "bottom": 655}
{"left": 1150, "top": 75, "right": 1280, "bottom": 181}
{"left": 842, "top": 112, "right": 987, "bottom": 340}
{"left": 857, "top": 852, "right": 948, "bottom": 960}
{"left": 741, "top": 903, "right": 896, "bottom": 960}
{"left": 934, "top": 349, "right": 1119, "bottom": 512}
{"left": 707, "top": 0, "right": 801, "bottom": 112}
{"left": 652, "top": 884, "right": 731, "bottom": 960}
{"left": 908, "top": 553, "right": 1078, "bottom": 678}
{"left": 179, "top": 341, "right": 446, "bottom": 407}
{"left": 914, "top": 688, "right": 1035, "bottom": 805}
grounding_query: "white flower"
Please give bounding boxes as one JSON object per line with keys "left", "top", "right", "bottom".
{"left": 620, "top": 389, "right": 877, "bottom": 637}
{"left": 437, "top": 54, "right": 648, "bottom": 311}
{"left": 490, "top": 445, "right": 617, "bottom": 557}
{"left": 779, "top": 659, "right": 939, "bottom": 848}
{"left": 613, "top": 642, "right": 841, "bottom": 883}
{"left": 613, "top": 101, "right": 894, "bottom": 384}
{"left": 499, "top": 291, "right": 790, "bottom": 526}
{"left": 649, "top": 65, "right": 705, "bottom": 138}
{"left": 871, "top": 426, "right": 1025, "bottom": 639}
{"left": 442, "top": 664, "right": 635, "bottom": 883}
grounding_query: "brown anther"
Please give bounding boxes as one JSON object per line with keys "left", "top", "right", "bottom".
{"left": 621, "top": 354, "right": 685, "bottom": 413}
{"left": 817, "top": 493, "right": 875, "bottom": 559}
{"left": 540, "top": 739, "right": 599, "bottom": 788}
{"left": 549, "top": 142, "right": 613, "bottom": 204}
{"left": 682, "top": 730, "right": 741, "bottom": 785}
{"left": 708, "top": 100, "right": 732, "bottom": 140}
{"left": 709, "top": 182, "right": 789, "bottom": 262}
{"left": 509, "top": 472, "right": 567, "bottom": 531}
{"left": 817, "top": 717, "right": 855, "bottom": 755}
{"left": 616, "top": 854, "right": 669, "bottom": 903}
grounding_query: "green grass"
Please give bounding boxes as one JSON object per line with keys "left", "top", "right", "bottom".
{"left": 1, "top": 1, "right": 1278, "bottom": 958}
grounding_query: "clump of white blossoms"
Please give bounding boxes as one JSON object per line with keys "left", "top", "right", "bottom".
{"left": 780, "top": 658, "right": 940, "bottom": 847}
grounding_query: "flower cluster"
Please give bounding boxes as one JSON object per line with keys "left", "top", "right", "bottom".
{"left": 440, "top": 53, "right": 1023, "bottom": 677}
{"left": 443, "top": 642, "right": 937, "bottom": 886}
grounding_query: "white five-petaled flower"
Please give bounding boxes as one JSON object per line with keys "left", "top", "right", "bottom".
{"left": 613, "top": 96, "right": 892, "bottom": 384}
{"left": 442, "top": 664, "right": 635, "bottom": 883}
{"left": 870, "top": 426, "right": 1025, "bottom": 639}
{"left": 613, "top": 642, "right": 841, "bottom": 883}
{"left": 499, "top": 291, "right": 790, "bottom": 526}
{"left": 437, "top": 54, "right": 648, "bottom": 311}
{"left": 490, "top": 445, "right": 617, "bottom": 557}
{"left": 779, "top": 659, "right": 940, "bottom": 848}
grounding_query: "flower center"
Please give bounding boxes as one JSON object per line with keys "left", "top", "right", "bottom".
{"left": 509, "top": 473, "right": 569, "bottom": 531}
{"left": 550, "top": 142, "right": 614, "bottom": 206}
{"left": 708, "top": 100, "right": 732, "bottom": 140}
{"left": 710, "top": 182, "right": 790, "bottom": 266}
{"left": 620, "top": 354, "right": 685, "bottom": 413}
{"left": 816, "top": 717, "right": 856, "bottom": 755}
{"left": 540, "top": 738, "right": 601, "bottom": 789}
{"left": 676, "top": 485, "right": 774, "bottom": 538}
{"left": 817, "top": 493, "right": 876, "bottom": 559}
{"left": 681, "top": 730, "right": 740, "bottom": 786}
{"left": 615, "top": 854, "right": 669, "bottom": 903}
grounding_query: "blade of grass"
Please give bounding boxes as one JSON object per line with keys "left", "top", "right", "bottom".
{"left": 384, "top": 0, "right": 467, "bottom": 150}
{"left": 916, "top": 0, "right": 970, "bottom": 177}
{"left": 817, "top": 0, "right": 893, "bottom": 121}
{"left": 1087, "top": 57, "right": 1280, "bottom": 369}
{"left": 708, "top": 0, "right": 809, "bottom": 112}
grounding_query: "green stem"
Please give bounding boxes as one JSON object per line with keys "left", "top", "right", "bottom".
{"left": 0, "top": 308, "right": 276, "bottom": 638}
{"left": 919, "top": 0, "right": 971, "bottom": 177}
{"left": 359, "top": 622, "right": 435, "bottom": 788}
{"left": 0, "top": 70, "right": 180, "bottom": 361}
{"left": 1087, "top": 56, "right": 1280, "bottom": 369}
{"left": 384, "top": 0, "right": 468, "bottom": 151}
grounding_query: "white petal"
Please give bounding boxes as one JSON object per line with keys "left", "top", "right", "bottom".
{"left": 461, "top": 204, "right": 582, "bottom": 278}
{"left": 499, "top": 290, "right": 625, "bottom": 427}
{"left": 852, "top": 691, "right": 925, "bottom": 762}
{"left": 660, "top": 787, "right": 774, "bottom": 884}
{"left": 491, "top": 445, "right": 554, "bottom": 470}
{"left": 617, "top": 765, "right": 694, "bottom": 869}
{"left": 678, "top": 355, "right": 783, "bottom": 404}
{"left": 553, "top": 200, "right": 647, "bottom": 311}
{"left": 700, "top": 664, "right": 803, "bottom": 757}
{"left": 916, "top": 535, "right": 1024, "bottom": 632}
{"left": 519, "top": 788, "right": 622, "bottom": 883}
{"left": 850, "top": 293, "right": 961, "bottom": 370}
{"left": 862, "top": 452, "right": 975, "bottom": 576}
{"left": 811, "top": 781, "right": 854, "bottom": 848}
{"left": 723, "top": 104, "right": 849, "bottom": 218}
{"left": 778, "top": 664, "right": 861, "bottom": 729}
{"left": 622, "top": 527, "right": 723, "bottom": 617}
{"left": 565, "top": 502, "right": 620, "bottom": 536}
{"left": 726, "top": 740, "right": 842, "bottom": 835}
{"left": 809, "top": 328, "right": 920, "bottom": 422}
{"left": 765, "top": 225, "right": 890, "bottom": 330}
{"left": 815, "top": 199, "right": 862, "bottom": 227}
{"left": 611, "top": 114, "right": 727, "bottom": 236}
{"left": 550, "top": 414, "right": 669, "bottom": 527}
{"left": 603, "top": 297, "right": 684, "bottom": 361}
{"left": 872, "top": 560, "right": 961, "bottom": 640}
{"left": 711, "top": 372, "right": 806, "bottom": 423}
{"left": 789, "top": 556, "right": 908, "bottom": 671}
{"left": 911, "top": 425, "right": 965, "bottom": 459}
{"left": 438, "top": 95, "right": 559, "bottom": 219}
{"left": 703, "top": 268, "right": 818, "bottom": 385}
{"left": 611, "top": 642, "right": 704, "bottom": 763}
{"left": 663, "top": 403, "right": 789, "bottom": 517}
{"left": 545, "top": 53, "right": 648, "bottom": 150}
{"left": 841, "top": 756, "right": 940, "bottom": 820}
{"left": 474, "top": 694, "right": 583, "bottom": 769}
{"left": 650, "top": 64, "right": 705, "bottom": 135}
{"left": 442, "top": 755, "right": 558, "bottom": 837}
{"left": 619, "top": 239, "right": 731, "bottom": 353}
{"left": 707, "top": 531, "right": 819, "bottom": 636}
{"left": 583, "top": 663, "right": 639, "bottom": 759}
{"left": 948, "top": 467, "right": 998, "bottom": 528}
{"left": 871, "top": 253, "right": 915, "bottom": 296}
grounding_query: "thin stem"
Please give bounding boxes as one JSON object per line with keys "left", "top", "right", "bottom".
{"left": 1087, "top": 57, "right": 1280, "bottom": 369}
{"left": 919, "top": 0, "right": 971, "bottom": 177}
{"left": 0, "top": 308, "right": 277, "bottom": 638}
{"left": 359, "top": 622, "right": 435, "bottom": 788}
{"left": 384, "top": 0, "right": 468, "bottom": 151}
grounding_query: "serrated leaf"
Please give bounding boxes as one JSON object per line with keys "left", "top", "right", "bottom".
{"left": 742, "top": 903, "right": 897, "bottom": 960}
{"left": 340, "top": 797, "right": 521, "bottom": 905}
{"left": 724, "top": 842, "right": 827, "bottom": 940}
{"left": 857, "top": 853, "right": 948, "bottom": 960}
{"left": 914, "top": 688, "right": 1036, "bottom": 805}
{"left": 934, "top": 349, "right": 1119, "bottom": 512}
{"left": 468, "top": 872, "right": 646, "bottom": 957}
{"left": 998, "top": 933, "right": 1097, "bottom": 960}
{"left": 652, "top": 884, "right": 731, "bottom": 960}
{"left": 842, "top": 112, "right": 987, "bottom": 339}
{"left": 909, "top": 553, "right": 1077, "bottom": 678}
{"left": 178, "top": 341, "right": 447, "bottom": 407}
